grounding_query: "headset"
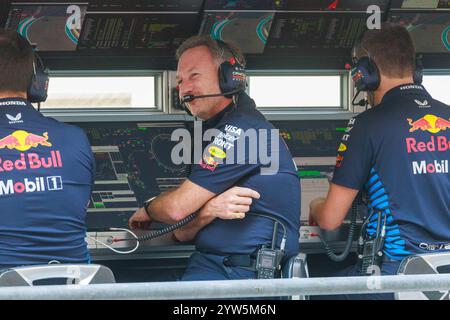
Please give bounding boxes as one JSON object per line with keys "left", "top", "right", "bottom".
{"left": 350, "top": 52, "right": 423, "bottom": 92}
{"left": 180, "top": 38, "right": 247, "bottom": 104}
{"left": 27, "top": 52, "right": 49, "bottom": 104}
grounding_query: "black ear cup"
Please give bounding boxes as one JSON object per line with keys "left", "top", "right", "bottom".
{"left": 216, "top": 40, "right": 246, "bottom": 96}
{"left": 28, "top": 55, "right": 49, "bottom": 103}
{"left": 350, "top": 56, "right": 380, "bottom": 92}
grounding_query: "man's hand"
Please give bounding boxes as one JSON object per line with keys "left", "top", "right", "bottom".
{"left": 129, "top": 207, "right": 152, "bottom": 230}
{"left": 309, "top": 197, "right": 326, "bottom": 226}
{"left": 202, "top": 186, "right": 260, "bottom": 220}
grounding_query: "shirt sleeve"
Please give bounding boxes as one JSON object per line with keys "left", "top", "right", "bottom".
{"left": 188, "top": 123, "right": 262, "bottom": 194}
{"left": 332, "top": 116, "right": 373, "bottom": 190}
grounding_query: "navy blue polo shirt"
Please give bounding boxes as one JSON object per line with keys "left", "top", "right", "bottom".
{"left": 0, "top": 98, "right": 94, "bottom": 266}
{"left": 188, "top": 92, "right": 300, "bottom": 258}
{"left": 333, "top": 84, "right": 450, "bottom": 261}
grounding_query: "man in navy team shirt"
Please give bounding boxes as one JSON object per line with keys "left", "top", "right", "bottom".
{"left": 0, "top": 29, "right": 94, "bottom": 268}
{"left": 310, "top": 23, "right": 450, "bottom": 299}
{"left": 129, "top": 35, "right": 300, "bottom": 281}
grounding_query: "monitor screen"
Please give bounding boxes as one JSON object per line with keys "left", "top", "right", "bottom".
{"left": 265, "top": 13, "right": 367, "bottom": 55}
{"left": 87, "top": 0, "right": 203, "bottom": 11}
{"left": 272, "top": 120, "right": 348, "bottom": 225}
{"left": 204, "top": 0, "right": 286, "bottom": 10}
{"left": 284, "top": 0, "right": 388, "bottom": 11}
{"left": 271, "top": 120, "right": 348, "bottom": 157}
{"left": 200, "top": 11, "right": 274, "bottom": 54}
{"left": 388, "top": 12, "right": 450, "bottom": 53}
{"left": 204, "top": 0, "right": 388, "bottom": 11}
{"left": 5, "top": 3, "right": 88, "bottom": 51}
{"left": 73, "top": 122, "right": 189, "bottom": 230}
{"left": 77, "top": 13, "right": 198, "bottom": 52}
{"left": 390, "top": 0, "right": 450, "bottom": 9}
{"left": 271, "top": 120, "right": 350, "bottom": 222}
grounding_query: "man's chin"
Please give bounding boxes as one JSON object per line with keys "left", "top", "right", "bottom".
{"left": 188, "top": 106, "right": 204, "bottom": 119}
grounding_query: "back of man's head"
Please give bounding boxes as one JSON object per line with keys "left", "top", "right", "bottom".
{"left": 0, "top": 29, "right": 34, "bottom": 93}
{"left": 355, "top": 23, "right": 416, "bottom": 79}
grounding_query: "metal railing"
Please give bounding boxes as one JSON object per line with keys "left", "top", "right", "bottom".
{"left": 0, "top": 274, "right": 449, "bottom": 300}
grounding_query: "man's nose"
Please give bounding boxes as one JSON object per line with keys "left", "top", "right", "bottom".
{"left": 179, "top": 81, "right": 193, "bottom": 98}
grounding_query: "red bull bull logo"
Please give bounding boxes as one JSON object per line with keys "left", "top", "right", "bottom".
{"left": 335, "top": 154, "right": 344, "bottom": 168}
{"left": 0, "top": 130, "right": 52, "bottom": 151}
{"left": 407, "top": 114, "right": 450, "bottom": 134}
{"left": 351, "top": 70, "right": 364, "bottom": 83}
{"left": 203, "top": 155, "right": 218, "bottom": 167}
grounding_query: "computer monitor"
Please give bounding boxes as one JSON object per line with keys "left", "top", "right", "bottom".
{"left": 388, "top": 11, "right": 450, "bottom": 53}
{"left": 200, "top": 11, "right": 274, "bottom": 54}
{"left": 5, "top": 3, "right": 88, "bottom": 51}
{"left": 72, "top": 121, "right": 189, "bottom": 230}
{"left": 271, "top": 120, "right": 349, "bottom": 223}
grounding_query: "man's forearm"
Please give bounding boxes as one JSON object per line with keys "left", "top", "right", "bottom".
{"left": 146, "top": 180, "right": 216, "bottom": 224}
{"left": 147, "top": 190, "right": 180, "bottom": 224}
{"left": 173, "top": 210, "right": 215, "bottom": 242}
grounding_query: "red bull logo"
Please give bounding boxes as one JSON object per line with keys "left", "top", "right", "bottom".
{"left": 351, "top": 70, "right": 364, "bottom": 83}
{"left": 199, "top": 155, "right": 218, "bottom": 172}
{"left": 0, "top": 151, "right": 63, "bottom": 173}
{"left": 0, "top": 130, "right": 52, "bottom": 151}
{"left": 407, "top": 115, "right": 450, "bottom": 134}
{"left": 406, "top": 136, "right": 449, "bottom": 154}
{"left": 335, "top": 154, "right": 344, "bottom": 168}
{"left": 232, "top": 71, "right": 246, "bottom": 82}
{"left": 203, "top": 155, "right": 218, "bottom": 167}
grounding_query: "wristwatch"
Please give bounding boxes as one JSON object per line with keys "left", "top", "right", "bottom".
{"left": 143, "top": 196, "right": 157, "bottom": 218}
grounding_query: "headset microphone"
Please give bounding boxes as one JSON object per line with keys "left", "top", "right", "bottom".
{"left": 181, "top": 88, "right": 243, "bottom": 104}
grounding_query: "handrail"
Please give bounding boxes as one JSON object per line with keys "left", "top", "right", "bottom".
{"left": 0, "top": 274, "right": 449, "bottom": 300}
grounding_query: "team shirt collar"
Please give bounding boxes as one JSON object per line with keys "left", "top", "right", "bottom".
{"left": 380, "top": 83, "right": 431, "bottom": 105}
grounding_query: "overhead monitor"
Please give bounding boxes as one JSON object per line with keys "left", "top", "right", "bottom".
{"left": 390, "top": 0, "right": 450, "bottom": 9}
{"left": 388, "top": 12, "right": 450, "bottom": 53}
{"left": 265, "top": 13, "right": 367, "bottom": 55}
{"left": 77, "top": 13, "right": 198, "bottom": 52}
{"left": 87, "top": 0, "right": 203, "bottom": 12}
{"left": 5, "top": 3, "right": 88, "bottom": 51}
{"left": 204, "top": 0, "right": 388, "bottom": 11}
{"left": 284, "top": 0, "right": 388, "bottom": 11}
{"left": 200, "top": 11, "right": 274, "bottom": 54}
{"left": 204, "top": 0, "right": 286, "bottom": 10}
{"left": 271, "top": 120, "right": 348, "bottom": 157}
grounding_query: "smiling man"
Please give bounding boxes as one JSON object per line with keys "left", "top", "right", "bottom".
{"left": 129, "top": 35, "right": 300, "bottom": 281}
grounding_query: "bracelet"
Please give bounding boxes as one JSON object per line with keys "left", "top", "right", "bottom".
{"left": 143, "top": 196, "right": 157, "bottom": 218}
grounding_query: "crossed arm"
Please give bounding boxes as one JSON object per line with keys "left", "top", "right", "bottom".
{"left": 128, "top": 180, "right": 260, "bottom": 242}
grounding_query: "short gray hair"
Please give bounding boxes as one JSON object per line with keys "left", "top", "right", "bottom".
{"left": 175, "top": 35, "right": 246, "bottom": 67}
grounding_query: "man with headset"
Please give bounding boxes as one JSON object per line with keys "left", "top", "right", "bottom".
{"left": 0, "top": 29, "right": 94, "bottom": 268}
{"left": 310, "top": 23, "right": 450, "bottom": 299}
{"left": 129, "top": 35, "right": 300, "bottom": 281}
